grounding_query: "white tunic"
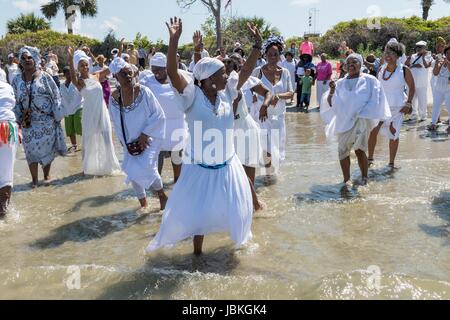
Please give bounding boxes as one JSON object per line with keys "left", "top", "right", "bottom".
{"left": 147, "top": 70, "right": 253, "bottom": 252}
{"left": 410, "top": 53, "right": 433, "bottom": 88}
{"left": 109, "top": 86, "right": 166, "bottom": 189}
{"left": 320, "top": 73, "right": 391, "bottom": 139}
{"left": 60, "top": 83, "right": 83, "bottom": 116}
{"left": 140, "top": 75, "right": 188, "bottom": 152}
{"left": 0, "top": 82, "right": 17, "bottom": 188}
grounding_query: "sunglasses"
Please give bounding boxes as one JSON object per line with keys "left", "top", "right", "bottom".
{"left": 21, "top": 55, "right": 34, "bottom": 61}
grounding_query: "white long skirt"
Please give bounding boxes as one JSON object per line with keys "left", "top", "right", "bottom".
{"left": 381, "top": 105, "right": 404, "bottom": 140}
{"left": 147, "top": 155, "right": 253, "bottom": 252}
{"left": 82, "top": 102, "right": 121, "bottom": 176}
{"left": 234, "top": 115, "right": 264, "bottom": 168}
{"left": 0, "top": 143, "right": 17, "bottom": 189}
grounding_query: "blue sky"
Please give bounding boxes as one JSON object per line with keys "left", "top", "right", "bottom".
{"left": 0, "top": 0, "right": 449, "bottom": 44}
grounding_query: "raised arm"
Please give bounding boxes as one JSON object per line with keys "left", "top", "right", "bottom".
{"left": 166, "top": 17, "right": 189, "bottom": 94}
{"left": 118, "top": 38, "right": 125, "bottom": 58}
{"left": 67, "top": 47, "right": 85, "bottom": 92}
{"left": 193, "top": 31, "right": 203, "bottom": 65}
{"left": 237, "top": 23, "right": 262, "bottom": 90}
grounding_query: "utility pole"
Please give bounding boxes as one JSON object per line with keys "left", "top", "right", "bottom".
{"left": 307, "top": 8, "right": 320, "bottom": 36}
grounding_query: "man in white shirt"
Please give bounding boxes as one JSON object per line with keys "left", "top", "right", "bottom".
{"left": 406, "top": 40, "right": 433, "bottom": 121}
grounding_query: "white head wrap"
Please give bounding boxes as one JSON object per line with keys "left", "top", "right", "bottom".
{"left": 8, "top": 53, "right": 15, "bottom": 59}
{"left": 388, "top": 38, "right": 399, "bottom": 44}
{"left": 19, "top": 46, "right": 41, "bottom": 67}
{"left": 192, "top": 57, "right": 224, "bottom": 81}
{"left": 150, "top": 52, "right": 167, "bottom": 68}
{"left": 345, "top": 53, "right": 364, "bottom": 66}
{"left": 73, "top": 50, "right": 90, "bottom": 70}
{"left": 109, "top": 57, "right": 130, "bottom": 75}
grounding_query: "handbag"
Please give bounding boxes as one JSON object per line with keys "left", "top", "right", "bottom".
{"left": 21, "top": 75, "right": 35, "bottom": 129}
{"left": 118, "top": 90, "right": 144, "bottom": 156}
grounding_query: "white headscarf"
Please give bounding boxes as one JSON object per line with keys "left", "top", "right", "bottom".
{"left": 109, "top": 57, "right": 130, "bottom": 75}
{"left": 345, "top": 53, "right": 364, "bottom": 67}
{"left": 19, "top": 46, "right": 41, "bottom": 67}
{"left": 73, "top": 50, "right": 90, "bottom": 70}
{"left": 150, "top": 52, "right": 167, "bottom": 68}
{"left": 193, "top": 57, "right": 224, "bottom": 81}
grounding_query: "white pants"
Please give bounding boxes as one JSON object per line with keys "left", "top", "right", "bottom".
{"left": 431, "top": 90, "right": 450, "bottom": 125}
{"left": 0, "top": 143, "right": 17, "bottom": 189}
{"left": 412, "top": 86, "right": 428, "bottom": 120}
{"left": 131, "top": 178, "right": 163, "bottom": 200}
{"left": 316, "top": 80, "right": 330, "bottom": 107}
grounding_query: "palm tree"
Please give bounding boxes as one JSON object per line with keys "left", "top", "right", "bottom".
{"left": 7, "top": 13, "right": 51, "bottom": 34}
{"left": 421, "top": 0, "right": 450, "bottom": 20}
{"left": 41, "top": 0, "right": 98, "bottom": 34}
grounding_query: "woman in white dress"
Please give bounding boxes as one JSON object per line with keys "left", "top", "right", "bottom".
{"left": 140, "top": 52, "right": 188, "bottom": 183}
{"left": 368, "top": 41, "right": 416, "bottom": 168}
{"left": 224, "top": 53, "right": 271, "bottom": 211}
{"left": 252, "top": 35, "right": 294, "bottom": 174}
{"left": 428, "top": 46, "right": 450, "bottom": 133}
{"left": 67, "top": 48, "right": 121, "bottom": 176}
{"left": 0, "top": 81, "right": 18, "bottom": 217}
{"left": 147, "top": 18, "right": 262, "bottom": 255}
{"left": 108, "top": 58, "right": 168, "bottom": 211}
{"left": 321, "top": 54, "right": 391, "bottom": 185}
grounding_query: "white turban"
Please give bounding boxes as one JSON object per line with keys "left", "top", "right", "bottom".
{"left": 19, "top": 46, "right": 41, "bottom": 67}
{"left": 151, "top": 52, "right": 167, "bottom": 68}
{"left": 193, "top": 57, "right": 224, "bottom": 81}
{"left": 73, "top": 50, "right": 90, "bottom": 70}
{"left": 345, "top": 53, "right": 364, "bottom": 66}
{"left": 109, "top": 57, "right": 130, "bottom": 75}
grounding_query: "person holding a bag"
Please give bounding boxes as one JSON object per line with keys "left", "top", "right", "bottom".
{"left": 12, "top": 46, "right": 67, "bottom": 188}
{"left": 108, "top": 57, "right": 168, "bottom": 212}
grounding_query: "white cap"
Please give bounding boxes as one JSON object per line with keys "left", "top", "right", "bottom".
{"left": 416, "top": 41, "right": 427, "bottom": 47}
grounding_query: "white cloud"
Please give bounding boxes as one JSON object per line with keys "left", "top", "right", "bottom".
{"left": 290, "top": 0, "right": 320, "bottom": 6}
{"left": 101, "top": 17, "right": 123, "bottom": 31}
{"left": 12, "top": 0, "right": 47, "bottom": 12}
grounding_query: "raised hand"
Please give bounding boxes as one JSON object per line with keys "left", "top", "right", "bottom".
{"left": 193, "top": 30, "right": 203, "bottom": 51}
{"left": 67, "top": 46, "right": 74, "bottom": 57}
{"left": 247, "top": 22, "right": 262, "bottom": 46}
{"left": 329, "top": 80, "right": 336, "bottom": 92}
{"left": 166, "top": 17, "right": 183, "bottom": 41}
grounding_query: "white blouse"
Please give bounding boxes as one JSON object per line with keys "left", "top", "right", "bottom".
{"left": 321, "top": 73, "right": 391, "bottom": 137}
{"left": 0, "top": 81, "right": 16, "bottom": 122}
{"left": 173, "top": 70, "right": 239, "bottom": 166}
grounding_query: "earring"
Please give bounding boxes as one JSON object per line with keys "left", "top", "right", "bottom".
{"left": 212, "top": 84, "right": 217, "bottom": 89}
